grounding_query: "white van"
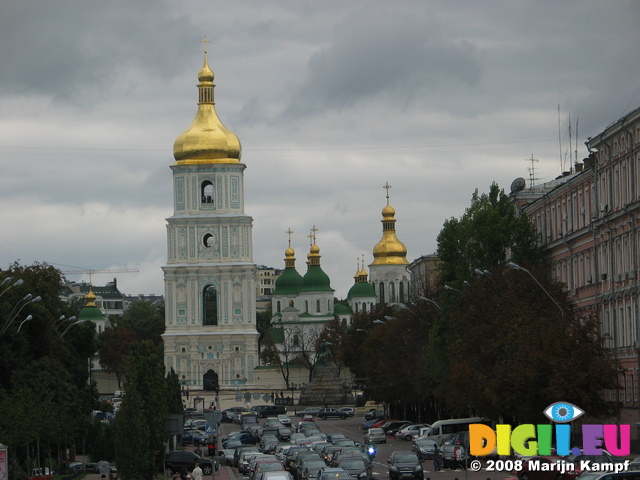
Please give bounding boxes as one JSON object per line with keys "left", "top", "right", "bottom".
{"left": 418, "top": 417, "right": 488, "bottom": 444}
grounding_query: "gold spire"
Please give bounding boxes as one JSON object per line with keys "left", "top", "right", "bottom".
{"left": 371, "top": 183, "right": 408, "bottom": 265}
{"left": 284, "top": 228, "right": 296, "bottom": 268}
{"left": 85, "top": 287, "right": 97, "bottom": 307}
{"left": 173, "top": 38, "right": 241, "bottom": 165}
{"left": 308, "top": 226, "right": 321, "bottom": 266}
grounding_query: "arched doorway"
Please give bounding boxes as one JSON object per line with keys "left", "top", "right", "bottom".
{"left": 203, "top": 369, "right": 219, "bottom": 391}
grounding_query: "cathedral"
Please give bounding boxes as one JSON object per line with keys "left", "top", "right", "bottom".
{"left": 162, "top": 49, "right": 410, "bottom": 392}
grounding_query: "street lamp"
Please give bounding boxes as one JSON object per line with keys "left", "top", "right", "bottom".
{"left": 507, "top": 262, "right": 563, "bottom": 319}
{"left": 444, "top": 285, "right": 461, "bottom": 293}
{"left": 1, "top": 294, "right": 41, "bottom": 336}
{"left": 17, "top": 315, "right": 33, "bottom": 332}
{"left": 418, "top": 296, "right": 441, "bottom": 310}
{"left": 61, "top": 319, "right": 89, "bottom": 337}
{"left": 0, "top": 278, "right": 23, "bottom": 299}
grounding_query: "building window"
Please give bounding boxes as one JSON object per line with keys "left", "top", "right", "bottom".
{"left": 276, "top": 301, "right": 281, "bottom": 313}
{"left": 379, "top": 283, "right": 385, "bottom": 303}
{"left": 389, "top": 282, "right": 396, "bottom": 303}
{"left": 316, "top": 300, "right": 321, "bottom": 313}
{"left": 203, "top": 285, "right": 218, "bottom": 326}
{"left": 201, "top": 180, "right": 214, "bottom": 204}
{"left": 399, "top": 282, "right": 404, "bottom": 303}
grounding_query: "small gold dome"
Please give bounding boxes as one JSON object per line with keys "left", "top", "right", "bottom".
{"left": 285, "top": 246, "right": 295, "bottom": 258}
{"left": 173, "top": 53, "right": 241, "bottom": 165}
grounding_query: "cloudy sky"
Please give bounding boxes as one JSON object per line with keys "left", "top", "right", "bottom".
{"left": 2, "top": 1, "right": 640, "bottom": 300}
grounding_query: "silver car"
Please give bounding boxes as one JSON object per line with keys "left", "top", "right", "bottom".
{"left": 364, "top": 428, "right": 386, "bottom": 444}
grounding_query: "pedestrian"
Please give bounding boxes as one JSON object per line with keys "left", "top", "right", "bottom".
{"left": 192, "top": 463, "right": 203, "bottom": 480}
{"left": 180, "top": 466, "right": 189, "bottom": 480}
{"left": 433, "top": 444, "right": 442, "bottom": 472}
{"left": 453, "top": 446, "right": 465, "bottom": 470}
{"left": 194, "top": 445, "right": 203, "bottom": 457}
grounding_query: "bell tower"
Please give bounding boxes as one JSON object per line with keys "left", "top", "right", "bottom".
{"left": 162, "top": 43, "right": 259, "bottom": 390}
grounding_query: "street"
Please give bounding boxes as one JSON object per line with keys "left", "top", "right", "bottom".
{"left": 216, "top": 414, "right": 515, "bottom": 480}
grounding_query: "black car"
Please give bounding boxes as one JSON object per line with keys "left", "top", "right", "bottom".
{"left": 387, "top": 452, "right": 423, "bottom": 480}
{"left": 164, "top": 451, "right": 214, "bottom": 476}
{"left": 316, "top": 409, "right": 348, "bottom": 420}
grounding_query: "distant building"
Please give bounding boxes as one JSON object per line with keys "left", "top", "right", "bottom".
{"left": 60, "top": 278, "right": 125, "bottom": 326}
{"left": 407, "top": 254, "right": 440, "bottom": 297}
{"left": 256, "top": 265, "right": 282, "bottom": 312}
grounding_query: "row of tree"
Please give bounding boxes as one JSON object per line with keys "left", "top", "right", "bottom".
{"left": 0, "top": 262, "right": 180, "bottom": 480}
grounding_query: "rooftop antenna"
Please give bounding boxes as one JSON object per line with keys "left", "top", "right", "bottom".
{"left": 575, "top": 117, "right": 579, "bottom": 166}
{"left": 568, "top": 113, "right": 572, "bottom": 173}
{"left": 526, "top": 154, "right": 540, "bottom": 189}
{"left": 558, "top": 103, "right": 562, "bottom": 173}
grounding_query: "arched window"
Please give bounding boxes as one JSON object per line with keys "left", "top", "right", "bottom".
{"left": 203, "top": 285, "right": 218, "bottom": 325}
{"left": 362, "top": 303, "right": 366, "bottom": 313}
{"left": 355, "top": 303, "right": 359, "bottom": 313}
{"left": 316, "top": 300, "right": 321, "bottom": 312}
{"left": 276, "top": 301, "right": 281, "bottom": 313}
{"left": 305, "top": 300, "right": 309, "bottom": 312}
{"left": 379, "top": 283, "right": 385, "bottom": 303}
{"left": 201, "top": 180, "right": 214, "bottom": 204}
{"left": 399, "top": 282, "right": 405, "bottom": 303}
{"left": 389, "top": 282, "right": 396, "bottom": 303}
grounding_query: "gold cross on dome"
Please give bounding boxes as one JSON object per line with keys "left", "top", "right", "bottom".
{"left": 310, "top": 225, "right": 318, "bottom": 243}
{"left": 201, "top": 35, "right": 211, "bottom": 54}
{"left": 383, "top": 182, "right": 392, "bottom": 204}
{"left": 286, "top": 228, "right": 294, "bottom": 246}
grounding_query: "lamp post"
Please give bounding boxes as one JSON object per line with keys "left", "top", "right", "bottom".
{"left": 507, "top": 262, "right": 563, "bottom": 318}
{"left": 418, "top": 296, "right": 441, "bottom": 310}
{"left": 17, "top": 315, "right": 33, "bottom": 332}
{"left": 0, "top": 278, "right": 23, "bottom": 299}
{"left": 61, "top": 319, "right": 89, "bottom": 337}
{"left": 1, "top": 295, "right": 41, "bottom": 336}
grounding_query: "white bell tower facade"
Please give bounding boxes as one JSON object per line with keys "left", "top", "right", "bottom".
{"left": 162, "top": 48, "right": 259, "bottom": 391}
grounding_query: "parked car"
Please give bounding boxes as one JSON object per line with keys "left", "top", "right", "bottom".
{"left": 398, "top": 425, "right": 429, "bottom": 441}
{"left": 278, "top": 414, "right": 293, "bottom": 426}
{"left": 364, "top": 428, "right": 386, "bottom": 444}
{"left": 364, "top": 410, "right": 380, "bottom": 421}
{"left": 412, "top": 438, "right": 438, "bottom": 460}
{"left": 337, "top": 456, "right": 372, "bottom": 479}
{"left": 261, "top": 405, "right": 288, "bottom": 417}
{"left": 297, "top": 407, "right": 322, "bottom": 417}
{"left": 164, "top": 451, "right": 214, "bottom": 476}
{"left": 338, "top": 407, "right": 356, "bottom": 417}
{"left": 316, "top": 408, "right": 348, "bottom": 420}
{"left": 553, "top": 450, "right": 627, "bottom": 480}
{"left": 216, "top": 449, "right": 235, "bottom": 466}
{"left": 318, "top": 467, "right": 352, "bottom": 480}
{"left": 382, "top": 421, "right": 411, "bottom": 436}
{"left": 181, "top": 430, "right": 210, "bottom": 446}
{"left": 440, "top": 433, "right": 468, "bottom": 468}
{"left": 386, "top": 452, "right": 423, "bottom": 480}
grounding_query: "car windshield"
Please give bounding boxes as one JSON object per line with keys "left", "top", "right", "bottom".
{"left": 394, "top": 453, "right": 418, "bottom": 463}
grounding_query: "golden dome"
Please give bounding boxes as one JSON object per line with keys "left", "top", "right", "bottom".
{"left": 173, "top": 52, "right": 241, "bottom": 165}
{"left": 371, "top": 196, "right": 408, "bottom": 266}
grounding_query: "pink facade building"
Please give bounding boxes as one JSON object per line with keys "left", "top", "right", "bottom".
{"left": 512, "top": 105, "right": 640, "bottom": 429}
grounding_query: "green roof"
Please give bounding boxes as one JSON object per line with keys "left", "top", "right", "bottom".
{"left": 347, "top": 281, "right": 376, "bottom": 299}
{"left": 300, "top": 265, "right": 334, "bottom": 292}
{"left": 272, "top": 267, "right": 303, "bottom": 295}
{"left": 334, "top": 303, "right": 353, "bottom": 315}
{"left": 77, "top": 305, "right": 104, "bottom": 322}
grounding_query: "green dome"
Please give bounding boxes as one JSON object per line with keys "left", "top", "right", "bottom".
{"left": 334, "top": 303, "right": 353, "bottom": 315}
{"left": 273, "top": 267, "right": 303, "bottom": 295}
{"left": 300, "top": 265, "right": 334, "bottom": 292}
{"left": 77, "top": 305, "right": 104, "bottom": 322}
{"left": 347, "top": 281, "right": 376, "bottom": 299}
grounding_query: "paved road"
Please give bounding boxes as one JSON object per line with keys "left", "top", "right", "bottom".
{"left": 217, "top": 416, "right": 514, "bottom": 480}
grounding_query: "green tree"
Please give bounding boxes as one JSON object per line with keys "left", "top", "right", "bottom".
{"left": 114, "top": 340, "right": 168, "bottom": 480}
{"left": 260, "top": 327, "right": 292, "bottom": 389}
{"left": 119, "top": 300, "right": 165, "bottom": 348}
{"left": 166, "top": 367, "right": 184, "bottom": 414}
{"left": 443, "top": 267, "right": 620, "bottom": 423}
{"left": 98, "top": 326, "right": 137, "bottom": 387}
{"left": 436, "top": 183, "right": 541, "bottom": 286}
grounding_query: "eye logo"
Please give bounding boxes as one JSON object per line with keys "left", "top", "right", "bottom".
{"left": 544, "top": 402, "right": 584, "bottom": 423}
